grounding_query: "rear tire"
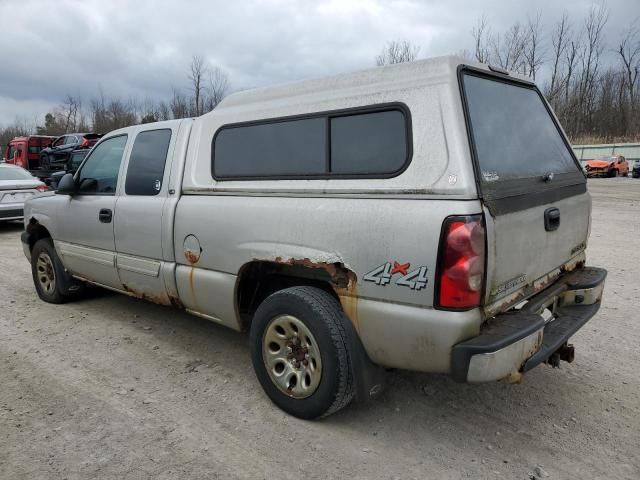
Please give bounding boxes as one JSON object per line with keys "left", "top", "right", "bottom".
{"left": 609, "top": 169, "right": 617, "bottom": 177}
{"left": 31, "top": 238, "right": 83, "bottom": 304}
{"left": 250, "top": 286, "right": 354, "bottom": 419}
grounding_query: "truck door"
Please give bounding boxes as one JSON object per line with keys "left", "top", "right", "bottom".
{"left": 113, "top": 126, "right": 177, "bottom": 304}
{"left": 56, "top": 135, "right": 129, "bottom": 289}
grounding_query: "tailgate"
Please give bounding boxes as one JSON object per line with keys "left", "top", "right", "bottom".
{"left": 460, "top": 68, "right": 589, "bottom": 313}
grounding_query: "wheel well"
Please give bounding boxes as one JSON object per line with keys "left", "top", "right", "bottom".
{"left": 25, "top": 219, "right": 51, "bottom": 252}
{"left": 235, "top": 260, "right": 356, "bottom": 332}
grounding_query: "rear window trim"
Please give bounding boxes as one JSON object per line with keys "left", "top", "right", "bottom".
{"left": 457, "top": 66, "right": 586, "bottom": 205}
{"left": 210, "top": 102, "right": 413, "bottom": 181}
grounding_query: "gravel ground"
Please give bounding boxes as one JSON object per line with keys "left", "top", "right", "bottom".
{"left": 1, "top": 178, "right": 638, "bottom": 480}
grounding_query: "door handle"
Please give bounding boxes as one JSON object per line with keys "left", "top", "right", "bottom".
{"left": 99, "top": 208, "right": 113, "bottom": 223}
{"left": 544, "top": 207, "right": 560, "bottom": 231}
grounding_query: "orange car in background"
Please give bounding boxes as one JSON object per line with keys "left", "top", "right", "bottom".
{"left": 585, "top": 155, "right": 629, "bottom": 177}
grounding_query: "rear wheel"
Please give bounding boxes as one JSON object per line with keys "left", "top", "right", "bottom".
{"left": 250, "top": 286, "right": 354, "bottom": 419}
{"left": 31, "top": 238, "right": 83, "bottom": 303}
{"left": 609, "top": 169, "right": 618, "bottom": 177}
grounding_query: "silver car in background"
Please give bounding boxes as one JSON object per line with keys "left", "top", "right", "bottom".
{"left": 0, "top": 164, "right": 47, "bottom": 221}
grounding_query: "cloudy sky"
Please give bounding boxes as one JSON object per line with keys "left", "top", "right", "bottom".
{"left": 0, "top": 0, "right": 637, "bottom": 126}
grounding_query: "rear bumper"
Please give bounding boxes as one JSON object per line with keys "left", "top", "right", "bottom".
{"left": 451, "top": 266, "right": 607, "bottom": 383}
{"left": 0, "top": 203, "right": 24, "bottom": 220}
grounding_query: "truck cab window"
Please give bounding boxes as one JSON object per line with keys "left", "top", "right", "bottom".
{"left": 125, "top": 129, "right": 172, "bottom": 196}
{"left": 77, "top": 135, "right": 128, "bottom": 195}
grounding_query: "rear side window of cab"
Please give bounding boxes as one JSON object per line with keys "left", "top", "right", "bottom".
{"left": 211, "top": 104, "right": 412, "bottom": 180}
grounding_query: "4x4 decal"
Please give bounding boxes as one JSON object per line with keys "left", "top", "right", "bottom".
{"left": 363, "top": 261, "right": 428, "bottom": 290}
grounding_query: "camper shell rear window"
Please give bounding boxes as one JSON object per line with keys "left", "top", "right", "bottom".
{"left": 459, "top": 68, "right": 586, "bottom": 213}
{"left": 461, "top": 70, "right": 582, "bottom": 183}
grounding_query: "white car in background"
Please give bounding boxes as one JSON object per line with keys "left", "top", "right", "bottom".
{"left": 0, "top": 164, "right": 48, "bottom": 221}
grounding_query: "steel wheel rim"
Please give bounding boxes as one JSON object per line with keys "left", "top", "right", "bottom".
{"left": 36, "top": 252, "right": 56, "bottom": 295}
{"left": 262, "top": 314, "right": 322, "bottom": 399}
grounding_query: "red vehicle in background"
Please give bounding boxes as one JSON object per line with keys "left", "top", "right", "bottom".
{"left": 4, "top": 133, "right": 101, "bottom": 181}
{"left": 4, "top": 136, "right": 55, "bottom": 173}
{"left": 585, "top": 155, "right": 629, "bottom": 178}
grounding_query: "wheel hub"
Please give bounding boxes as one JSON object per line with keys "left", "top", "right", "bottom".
{"left": 262, "top": 314, "right": 322, "bottom": 399}
{"left": 36, "top": 252, "right": 56, "bottom": 295}
{"left": 288, "top": 337, "right": 308, "bottom": 363}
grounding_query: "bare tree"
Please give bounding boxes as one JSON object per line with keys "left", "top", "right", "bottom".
{"left": 547, "top": 13, "right": 571, "bottom": 101}
{"left": 1, "top": 117, "right": 35, "bottom": 152}
{"left": 170, "top": 88, "right": 189, "bottom": 119}
{"left": 157, "top": 101, "right": 171, "bottom": 121}
{"left": 60, "top": 95, "right": 80, "bottom": 132}
{"left": 575, "top": 4, "right": 609, "bottom": 134}
{"left": 618, "top": 21, "right": 640, "bottom": 134}
{"left": 375, "top": 40, "right": 420, "bottom": 66}
{"left": 523, "top": 13, "right": 544, "bottom": 80}
{"left": 490, "top": 22, "right": 529, "bottom": 73}
{"left": 188, "top": 56, "right": 208, "bottom": 116}
{"left": 472, "top": 15, "right": 492, "bottom": 63}
{"left": 205, "top": 66, "right": 230, "bottom": 111}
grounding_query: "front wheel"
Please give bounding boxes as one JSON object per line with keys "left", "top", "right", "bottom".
{"left": 609, "top": 169, "right": 618, "bottom": 177}
{"left": 250, "top": 286, "right": 354, "bottom": 419}
{"left": 31, "top": 238, "right": 82, "bottom": 303}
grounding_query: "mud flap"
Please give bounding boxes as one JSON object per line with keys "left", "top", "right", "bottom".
{"left": 341, "top": 316, "right": 387, "bottom": 402}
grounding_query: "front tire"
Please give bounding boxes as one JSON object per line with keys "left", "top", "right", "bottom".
{"left": 609, "top": 169, "right": 618, "bottom": 177}
{"left": 31, "top": 238, "right": 81, "bottom": 303}
{"left": 250, "top": 286, "right": 354, "bottom": 419}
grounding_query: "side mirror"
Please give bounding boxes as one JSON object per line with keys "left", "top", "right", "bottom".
{"left": 56, "top": 173, "right": 77, "bottom": 195}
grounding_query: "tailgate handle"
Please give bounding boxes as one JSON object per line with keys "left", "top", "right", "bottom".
{"left": 544, "top": 207, "right": 560, "bottom": 231}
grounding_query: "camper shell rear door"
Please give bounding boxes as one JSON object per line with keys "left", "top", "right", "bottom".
{"left": 458, "top": 66, "right": 589, "bottom": 314}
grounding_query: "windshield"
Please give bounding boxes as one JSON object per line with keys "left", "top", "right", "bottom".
{"left": 0, "top": 166, "right": 35, "bottom": 181}
{"left": 462, "top": 73, "right": 580, "bottom": 183}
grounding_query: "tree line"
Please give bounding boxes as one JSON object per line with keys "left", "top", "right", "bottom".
{"left": 0, "top": 56, "right": 229, "bottom": 150}
{"left": 3, "top": 6, "right": 639, "bottom": 151}
{"left": 377, "top": 5, "right": 640, "bottom": 144}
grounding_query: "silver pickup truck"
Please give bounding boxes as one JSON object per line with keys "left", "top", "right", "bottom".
{"left": 22, "top": 56, "right": 606, "bottom": 419}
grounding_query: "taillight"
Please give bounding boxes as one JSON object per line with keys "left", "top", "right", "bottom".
{"left": 436, "top": 214, "right": 486, "bottom": 310}
{"left": 36, "top": 184, "right": 49, "bottom": 192}
{"left": 80, "top": 139, "right": 91, "bottom": 148}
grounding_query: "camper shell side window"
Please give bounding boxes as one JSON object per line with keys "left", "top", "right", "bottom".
{"left": 211, "top": 103, "right": 412, "bottom": 180}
